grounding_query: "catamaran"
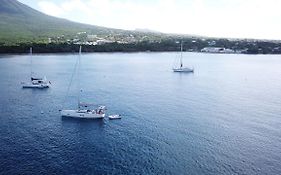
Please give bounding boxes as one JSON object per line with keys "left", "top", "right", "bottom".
{"left": 22, "top": 47, "right": 51, "bottom": 88}
{"left": 173, "top": 42, "right": 194, "bottom": 73}
{"left": 60, "top": 46, "right": 106, "bottom": 119}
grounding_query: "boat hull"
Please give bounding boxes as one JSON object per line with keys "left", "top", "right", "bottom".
{"left": 173, "top": 68, "right": 194, "bottom": 73}
{"left": 108, "top": 115, "right": 121, "bottom": 120}
{"left": 61, "top": 110, "right": 105, "bottom": 119}
{"left": 22, "top": 84, "right": 50, "bottom": 88}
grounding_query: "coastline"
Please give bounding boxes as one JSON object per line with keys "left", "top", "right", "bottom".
{"left": 1, "top": 42, "right": 281, "bottom": 55}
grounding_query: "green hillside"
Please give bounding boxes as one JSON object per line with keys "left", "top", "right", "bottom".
{"left": 1, "top": 0, "right": 281, "bottom": 54}
{"left": 0, "top": 0, "right": 118, "bottom": 44}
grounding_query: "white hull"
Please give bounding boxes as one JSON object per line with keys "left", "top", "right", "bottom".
{"left": 173, "top": 67, "right": 194, "bottom": 73}
{"left": 22, "top": 83, "right": 50, "bottom": 88}
{"left": 61, "top": 110, "right": 105, "bottom": 119}
{"left": 109, "top": 115, "right": 121, "bottom": 120}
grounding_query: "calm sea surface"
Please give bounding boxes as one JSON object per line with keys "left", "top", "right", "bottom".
{"left": 0, "top": 52, "right": 281, "bottom": 174}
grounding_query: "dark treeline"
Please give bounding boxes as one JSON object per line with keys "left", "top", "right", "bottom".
{"left": 1, "top": 39, "right": 281, "bottom": 54}
{"left": 0, "top": 41, "right": 183, "bottom": 53}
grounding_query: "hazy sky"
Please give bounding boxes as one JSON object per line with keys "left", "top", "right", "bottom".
{"left": 18, "top": 0, "right": 281, "bottom": 40}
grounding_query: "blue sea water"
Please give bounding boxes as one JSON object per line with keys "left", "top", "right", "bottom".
{"left": 0, "top": 52, "right": 281, "bottom": 174}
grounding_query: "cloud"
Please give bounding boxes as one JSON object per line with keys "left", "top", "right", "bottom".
{"left": 38, "top": 1, "right": 63, "bottom": 17}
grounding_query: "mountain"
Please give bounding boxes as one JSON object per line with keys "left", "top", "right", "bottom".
{"left": 1, "top": 0, "right": 281, "bottom": 54}
{"left": 0, "top": 0, "right": 120, "bottom": 44}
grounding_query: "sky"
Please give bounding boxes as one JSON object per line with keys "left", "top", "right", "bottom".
{"left": 18, "top": 0, "right": 281, "bottom": 40}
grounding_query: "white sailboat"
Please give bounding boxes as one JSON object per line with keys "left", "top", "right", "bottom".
{"left": 173, "top": 42, "right": 194, "bottom": 73}
{"left": 60, "top": 46, "right": 106, "bottom": 119}
{"left": 22, "top": 47, "right": 51, "bottom": 88}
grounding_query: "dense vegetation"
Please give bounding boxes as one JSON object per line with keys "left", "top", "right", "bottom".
{"left": 1, "top": 39, "right": 281, "bottom": 54}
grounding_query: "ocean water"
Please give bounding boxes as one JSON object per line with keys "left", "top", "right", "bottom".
{"left": 0, "top": 52, "right": 281, "bottom": 174}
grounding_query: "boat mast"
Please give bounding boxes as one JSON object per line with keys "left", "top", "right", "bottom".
{"left": 30, "top": 47, "right": 33, "bottom": 78}
{"left": 78, "top": 46, "right": 81, "bottom": 109}
{"left": 180, "top": 41, "right": 183, "bottom": 68}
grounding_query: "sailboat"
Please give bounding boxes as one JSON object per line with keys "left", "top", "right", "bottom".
{"left": 22, "top": 47, "right": 51, "bottom": 88}
{"left": 173, "top": 42, "right": 194, "bottom": 73}
{"left": 60, "top": 46, "right": 106, "bottom": 119}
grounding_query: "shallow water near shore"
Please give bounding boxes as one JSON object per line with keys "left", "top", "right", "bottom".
{"left": 0, "top": 52, "right": 281, "bottom": 174}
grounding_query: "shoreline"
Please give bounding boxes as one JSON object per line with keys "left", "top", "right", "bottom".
{"left": 1, "top": 42, "right": 281, "bottom": 55}
{"left": 1, "top": 50, "right": 280, "bottom": 56}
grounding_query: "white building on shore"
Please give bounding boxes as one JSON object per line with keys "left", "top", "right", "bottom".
{"left": 201, "top": 47, "right": 235, "bottom": 53}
